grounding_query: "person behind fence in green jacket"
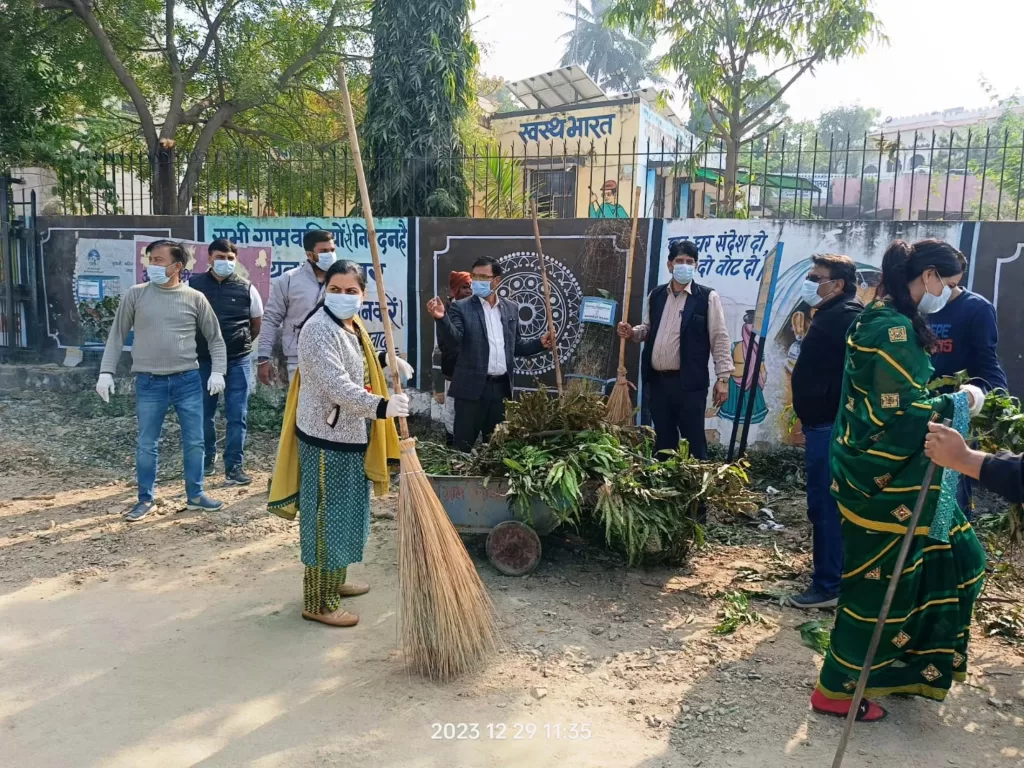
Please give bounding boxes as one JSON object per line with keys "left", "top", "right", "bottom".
{"left": 810, "top": 238, "right": 987, "bottom": 723}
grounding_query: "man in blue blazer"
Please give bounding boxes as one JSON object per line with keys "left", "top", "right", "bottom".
{"left": 429, "top": 256, "right": 553, "bottom": 451}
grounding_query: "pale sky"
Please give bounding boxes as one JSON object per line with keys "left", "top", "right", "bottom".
{"left": 472, "top": 0, "right": 1022, "bottom": 122}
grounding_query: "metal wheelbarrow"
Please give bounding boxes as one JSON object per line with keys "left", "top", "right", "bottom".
{"left": 426, "top": 475, "right": 558, "bottom": 576}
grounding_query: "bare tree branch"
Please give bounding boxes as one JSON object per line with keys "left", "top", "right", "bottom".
{"left": 740, "top": 55, "right": 817, "bottom": 101}
{"left": 178, "top": 104, "right": 239, "bottom": 210}
{"left": 741, "top": 58, "right": 816, "bottom": 130}
{"left": 747, "top": 118, "right": 787, "bottom": 146}
{"left": 41, "top": 0, "right": 158, "bottom": 148}
{"left": 186, "top": 0, "right": 239, "bottom": 80}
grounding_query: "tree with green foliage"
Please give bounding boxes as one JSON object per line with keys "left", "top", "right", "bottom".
{"left": 0, "top": 0, "right": 130, "bottom": 211}
{"left": 817, "top": 104, "right": 881, "bottom": 173}
{"left": 559, "top": 0, "right": 663, "bottom": 93}
{"left": 967, "top": 90, "right": 1024, "bottom": 220}
{"left": 361, "top": 0, "right": 477, "bottom": 217}
{"left": 609, "top": 0, "right": 883, "bottom": 214}
{"left": 40, "top": 0, "right": 371, "bottom": 214}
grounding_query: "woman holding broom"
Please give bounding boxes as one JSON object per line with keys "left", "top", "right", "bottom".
{"left": 811, "top": 239, "right": 987, "bottom": 721}
{"left": 268, "top": 259, "right": 408, "bottom": 627}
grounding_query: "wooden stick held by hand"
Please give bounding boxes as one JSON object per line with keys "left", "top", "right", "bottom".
{"left": 830, "top": 417, "right": 951, "bottom": 767}
{"left": 617, "top": 186, "right": 642, "bottom": 373}
{"left": 530, "top": 199, "right": 563, "bottom": 395}
{"left": 337, "top": 66, "right": 407, "bottom": 438}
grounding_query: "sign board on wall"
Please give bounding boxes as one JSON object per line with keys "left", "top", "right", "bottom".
{"left": 133, "top": 236, "right": 272, "bottom": 301}
{"left": 205, "top": 216, "right": 411, "bottom": 356}
{"left": 657, "top": 219, "right": 966, "bottom": 447}
{"left": 74, "top": 238, "right": 138, "bottom": 346}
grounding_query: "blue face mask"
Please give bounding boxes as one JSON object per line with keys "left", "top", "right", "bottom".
{"left": 324, "top": 292, "right": 362, "bottom": 320}
{"left": 672, "top": 264, "right": 695, "bottom": 284}
{"left": 472, "top": 280, "right": 494, "bottom": 299}
{"left": 146, "top": 264, "right": 173, "bottom": 285}
{"left": 212, "top": 259, "right": 236, "bottom": 278}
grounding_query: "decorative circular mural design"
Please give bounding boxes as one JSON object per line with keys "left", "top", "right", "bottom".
{"left": 496, "top": 251, "right": 583, "bottom": 377}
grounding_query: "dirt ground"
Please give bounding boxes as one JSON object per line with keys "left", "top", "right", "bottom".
{"left": 1, "top": 389, "right": 1023, "bottom": 768}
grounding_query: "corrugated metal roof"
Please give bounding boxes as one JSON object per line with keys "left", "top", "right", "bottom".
{"left": 506, "top": 66, "right": 606, "bottom": 110}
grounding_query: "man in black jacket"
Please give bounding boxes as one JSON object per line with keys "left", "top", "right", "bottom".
{"left": 428, "top": 256, "right": 553, "bottom": 451}
{"left": 432, "top": 271, "right": 473, "bottom": 445}
{"left": 189, "top": 238, "right": 263, "bottom": 485}
{"left": 789, "top": 254, "right": 863, "bottom": 609}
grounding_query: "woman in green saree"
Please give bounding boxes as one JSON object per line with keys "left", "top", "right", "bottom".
{"left": 811, "top": 239, "right": 987, "bottom": 722}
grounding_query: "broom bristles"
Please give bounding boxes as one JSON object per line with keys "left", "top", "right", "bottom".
{"left": 397, "top": 438, "right": 498, "bottom": 681}
{"left": 605, "top": 371, "right": 634, "bottom": 427}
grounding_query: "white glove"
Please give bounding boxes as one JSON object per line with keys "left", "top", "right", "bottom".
{"left": 385, "top": 393, "right": 411, "bottom": 418}
{"left": 95, "top": 373, "right": 115, "bottom": 403}
{"left": 208, "top": 372, "right": 226, "bottom": 396}
{"left": 960, "top": 384, "right": 985, "bottom": 418}
{"left": 384, "top": 358, "right": 415, "bottom": 382}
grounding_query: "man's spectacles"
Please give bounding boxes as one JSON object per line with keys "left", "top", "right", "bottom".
{"left": 805, "top": 276, "right": 835, "bottom": 285}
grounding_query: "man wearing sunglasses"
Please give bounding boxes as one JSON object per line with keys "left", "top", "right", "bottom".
{"left": 789, "top": 254, "right": 863, "bottom": 609}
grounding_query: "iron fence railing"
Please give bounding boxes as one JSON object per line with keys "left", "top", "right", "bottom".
{"left": 8, "top": 128, "right": 1024, "bottom": 221}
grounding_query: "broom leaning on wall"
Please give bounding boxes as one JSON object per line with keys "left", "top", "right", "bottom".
{"left": 605, "top": 186, "right": 642, "bottom": 426}
{"left": 337, "top": 66, "right": 498, "bottom": 682}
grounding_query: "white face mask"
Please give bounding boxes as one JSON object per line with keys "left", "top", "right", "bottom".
{"left": 312, "top": 250, "right": 336, "bottom": 270}
{"left": 800, "top": 279, "right": 829, "bottom": 308}
{"left": 918, "top": 274, "right": 952, "bottom": 315}
{"left": 324, "top": 292, "right": 362, "bottom": 320}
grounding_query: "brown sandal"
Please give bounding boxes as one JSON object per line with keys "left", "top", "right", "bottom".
{"left": 302, "top": 609, "right": 360, "bottom": 627}
{"left": 338, "top": 583, "right": 370, "bottom": 597}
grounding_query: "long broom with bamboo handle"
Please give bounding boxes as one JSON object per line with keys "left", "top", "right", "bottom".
{"left": 337, "top": 66, "right": 497, "bottom": 682}
{"left": 605, "top": 186, "right": 642, "bottom": 426}
{"left": 530, "top": 199, "right": 563, "bottom": 396}
{"left": 830, "top": 417, "right": 949, "bottom": 767}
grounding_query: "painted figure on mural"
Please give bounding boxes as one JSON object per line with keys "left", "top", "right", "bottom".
{"left": 774, "top": 265, "right": 882, "bottom": 446}
{"left": 589, "top": 180, "right": 629, "bottom": 219}
{"left": 717, "top": 310, "right": 768, "bottom": 424}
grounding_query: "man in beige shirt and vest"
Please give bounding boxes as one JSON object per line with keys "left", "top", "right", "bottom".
{"left": 618, "top": 239, "right": 734, "bottom": 462}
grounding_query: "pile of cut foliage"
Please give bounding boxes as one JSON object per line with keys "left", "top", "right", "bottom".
{"left": 969, "top": 387, "right": 1024, "bottom": 549}
{"left": 420, "top": 387, "right": 756, "bottom": 565}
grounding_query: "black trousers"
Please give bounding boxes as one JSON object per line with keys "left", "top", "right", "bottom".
{"left": 648, "top": 372, "right": 709, "bottom": 523}
{"left": 453, "top": 376, "right": 510, "bottom": 452}
{"left": 648, "top": 372, "right": 708, "bottom": 459}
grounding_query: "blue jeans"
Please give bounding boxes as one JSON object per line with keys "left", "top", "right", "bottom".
{"left": 199, "top": 357, "right": 253, "bottom": 472}
{"left": 135, "top": 370, "right": 205, "bottom": 502}
{"left": 803, "top": 423, "right": 843, "bottom": 597}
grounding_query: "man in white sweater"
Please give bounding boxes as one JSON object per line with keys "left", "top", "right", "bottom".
{"left": 96, "top": 240, "right": 228, "bottom": 522}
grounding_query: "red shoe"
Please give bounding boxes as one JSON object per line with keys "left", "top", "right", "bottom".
{"left": 811, "top": 688, "right": 887, "bottom": 722}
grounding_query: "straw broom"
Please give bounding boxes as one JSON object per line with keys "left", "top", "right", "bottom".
{"left": 529, "top": 199, "right": 563, "bottom": 395}
{"left": 605, "top": 186, "right": 642, "bottom": 426}
{"left": 337, "top": 67, "right": 497, "bottom": 682}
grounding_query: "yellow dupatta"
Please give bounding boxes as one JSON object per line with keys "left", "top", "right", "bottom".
{"left": 268, "top": 316, "right": 400, "bottom": 521}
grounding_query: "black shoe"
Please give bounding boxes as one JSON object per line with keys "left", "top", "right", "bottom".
{"left": 125, "top": 500, "right": 155, "bottom": 523}
{"left": 204, "top": 461, "right": 217, "bottom": 477}
{"left": 225, "top": 467, "right": 252, "bottom": 486}
{"left": 788, "top": 589, "right": 838, "bottom": 609}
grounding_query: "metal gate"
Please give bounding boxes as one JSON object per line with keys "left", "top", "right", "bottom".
{"left": 0, "top": 176, "right": 42, "bottom": 356}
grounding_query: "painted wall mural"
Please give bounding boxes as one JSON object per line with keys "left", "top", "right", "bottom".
{"left": 34, "top": 214, "right": 1023, "bottom": 444}
{"left": 656, "top": 219, "right": 968, "bottom": 447}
